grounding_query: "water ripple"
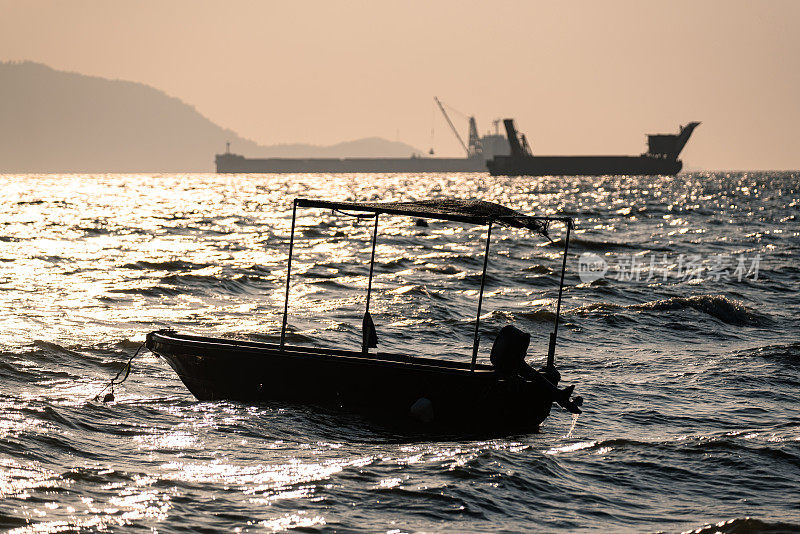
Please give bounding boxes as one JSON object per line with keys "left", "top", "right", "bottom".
{"left": 0, "top": 172, "right": 797, "bottom": 532}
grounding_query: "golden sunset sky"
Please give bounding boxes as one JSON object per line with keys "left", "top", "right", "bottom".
{"left": 2, "top": 0, "right": 797, "bottom": 169}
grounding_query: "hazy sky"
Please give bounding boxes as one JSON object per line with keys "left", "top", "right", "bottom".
{"left": 2, "top": 0, "right": 798, "bottom": 169}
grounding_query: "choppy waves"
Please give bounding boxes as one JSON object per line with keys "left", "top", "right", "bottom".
{"left": 571, "top": 294, "right": 770, "bottom": 326}
{"left": 0, "top": 172, "right": 798, "bottom": 532}
{"left": 684, "top": 517, "right": 800, "bottom": 534}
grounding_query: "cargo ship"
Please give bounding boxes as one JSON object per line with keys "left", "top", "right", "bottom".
{"left": 487, "top": 119, "right": 700, "bottom": 176}
{"left": 215, "top": 98, "right": 509, "bottom": 174}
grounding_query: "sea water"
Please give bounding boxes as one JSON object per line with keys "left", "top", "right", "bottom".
{"left": 0, "top": 172, "right": 798, "bottom": 532}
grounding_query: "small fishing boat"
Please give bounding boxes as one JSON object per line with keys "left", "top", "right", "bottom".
{"left": 146, "top": 199, "right": 580, "bottom": 432}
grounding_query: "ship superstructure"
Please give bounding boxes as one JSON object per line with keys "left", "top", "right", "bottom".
{"left": 487, "top": 120, "right": 700, "bottom": 176}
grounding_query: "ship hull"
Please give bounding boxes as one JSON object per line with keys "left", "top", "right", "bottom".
{"left": 487, "top": 155, "right": 683, "bottom": 176}
{"left": 216, "top": 153, "right": 487, "bottom": 173}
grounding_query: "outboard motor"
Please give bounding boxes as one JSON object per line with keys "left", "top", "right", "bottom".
{"left": 490, "top": 325, "right": 530, "bottom": 376}
{"left": 490, "top": 325, "right": 582, "bottom": 414}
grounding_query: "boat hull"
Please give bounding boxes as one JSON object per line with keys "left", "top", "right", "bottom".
{"left": 487, "top": 154, "right": 683, "bottom": 176}
{"left": 146, "top": 331, "right": 554, "bottom": 431}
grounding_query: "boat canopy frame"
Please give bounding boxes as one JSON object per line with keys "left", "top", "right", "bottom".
{"left": 279, "top": 198, "right": 573, "bottom": 371}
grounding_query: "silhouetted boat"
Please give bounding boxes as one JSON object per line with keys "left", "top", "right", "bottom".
{"left": 487, "top": 119, "right": 700, "bottom": 176}
{"left": 146, "top": 199, "right": 577, "bottom": 432}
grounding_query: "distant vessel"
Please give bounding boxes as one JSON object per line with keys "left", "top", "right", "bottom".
{"left": 487, "top": 120, "right": 700, "bottom": 176}
{"left": 216, "top": 98, "right": 509, "bottom": 173}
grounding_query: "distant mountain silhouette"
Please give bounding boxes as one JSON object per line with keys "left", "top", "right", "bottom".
{"left": 0, "top": 62, "right": 421, "bottom": 172}
{"left": 248, "top": 137, "right": 423, "bottom": 159}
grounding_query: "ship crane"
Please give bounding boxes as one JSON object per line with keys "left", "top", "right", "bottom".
{"left": 434, "top": 97, "right": 477, "bottom": 157}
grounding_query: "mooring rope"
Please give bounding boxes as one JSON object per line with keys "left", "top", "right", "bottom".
{"left": 93, "top": 342, "right": 146, "bottom": 403}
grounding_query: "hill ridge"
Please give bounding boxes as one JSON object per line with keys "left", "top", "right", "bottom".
{"left": 0, "top": 61, "right": 420, "bottom": 172}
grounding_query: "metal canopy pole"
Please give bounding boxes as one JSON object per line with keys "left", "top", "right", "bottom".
{"left": 280, "top": 200, "right": 298, "bottom": 349}
{"left": 365, "top": 214, "right": 379, "bottom": 315}
{"left": 362, "top": 214, "right": 379, "bottom": 354}
{"left": 547, "top": 218, "right": 572, "bottom": 368}
{"left": 470, "top": 221, "right": 493, "bottom": 371}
